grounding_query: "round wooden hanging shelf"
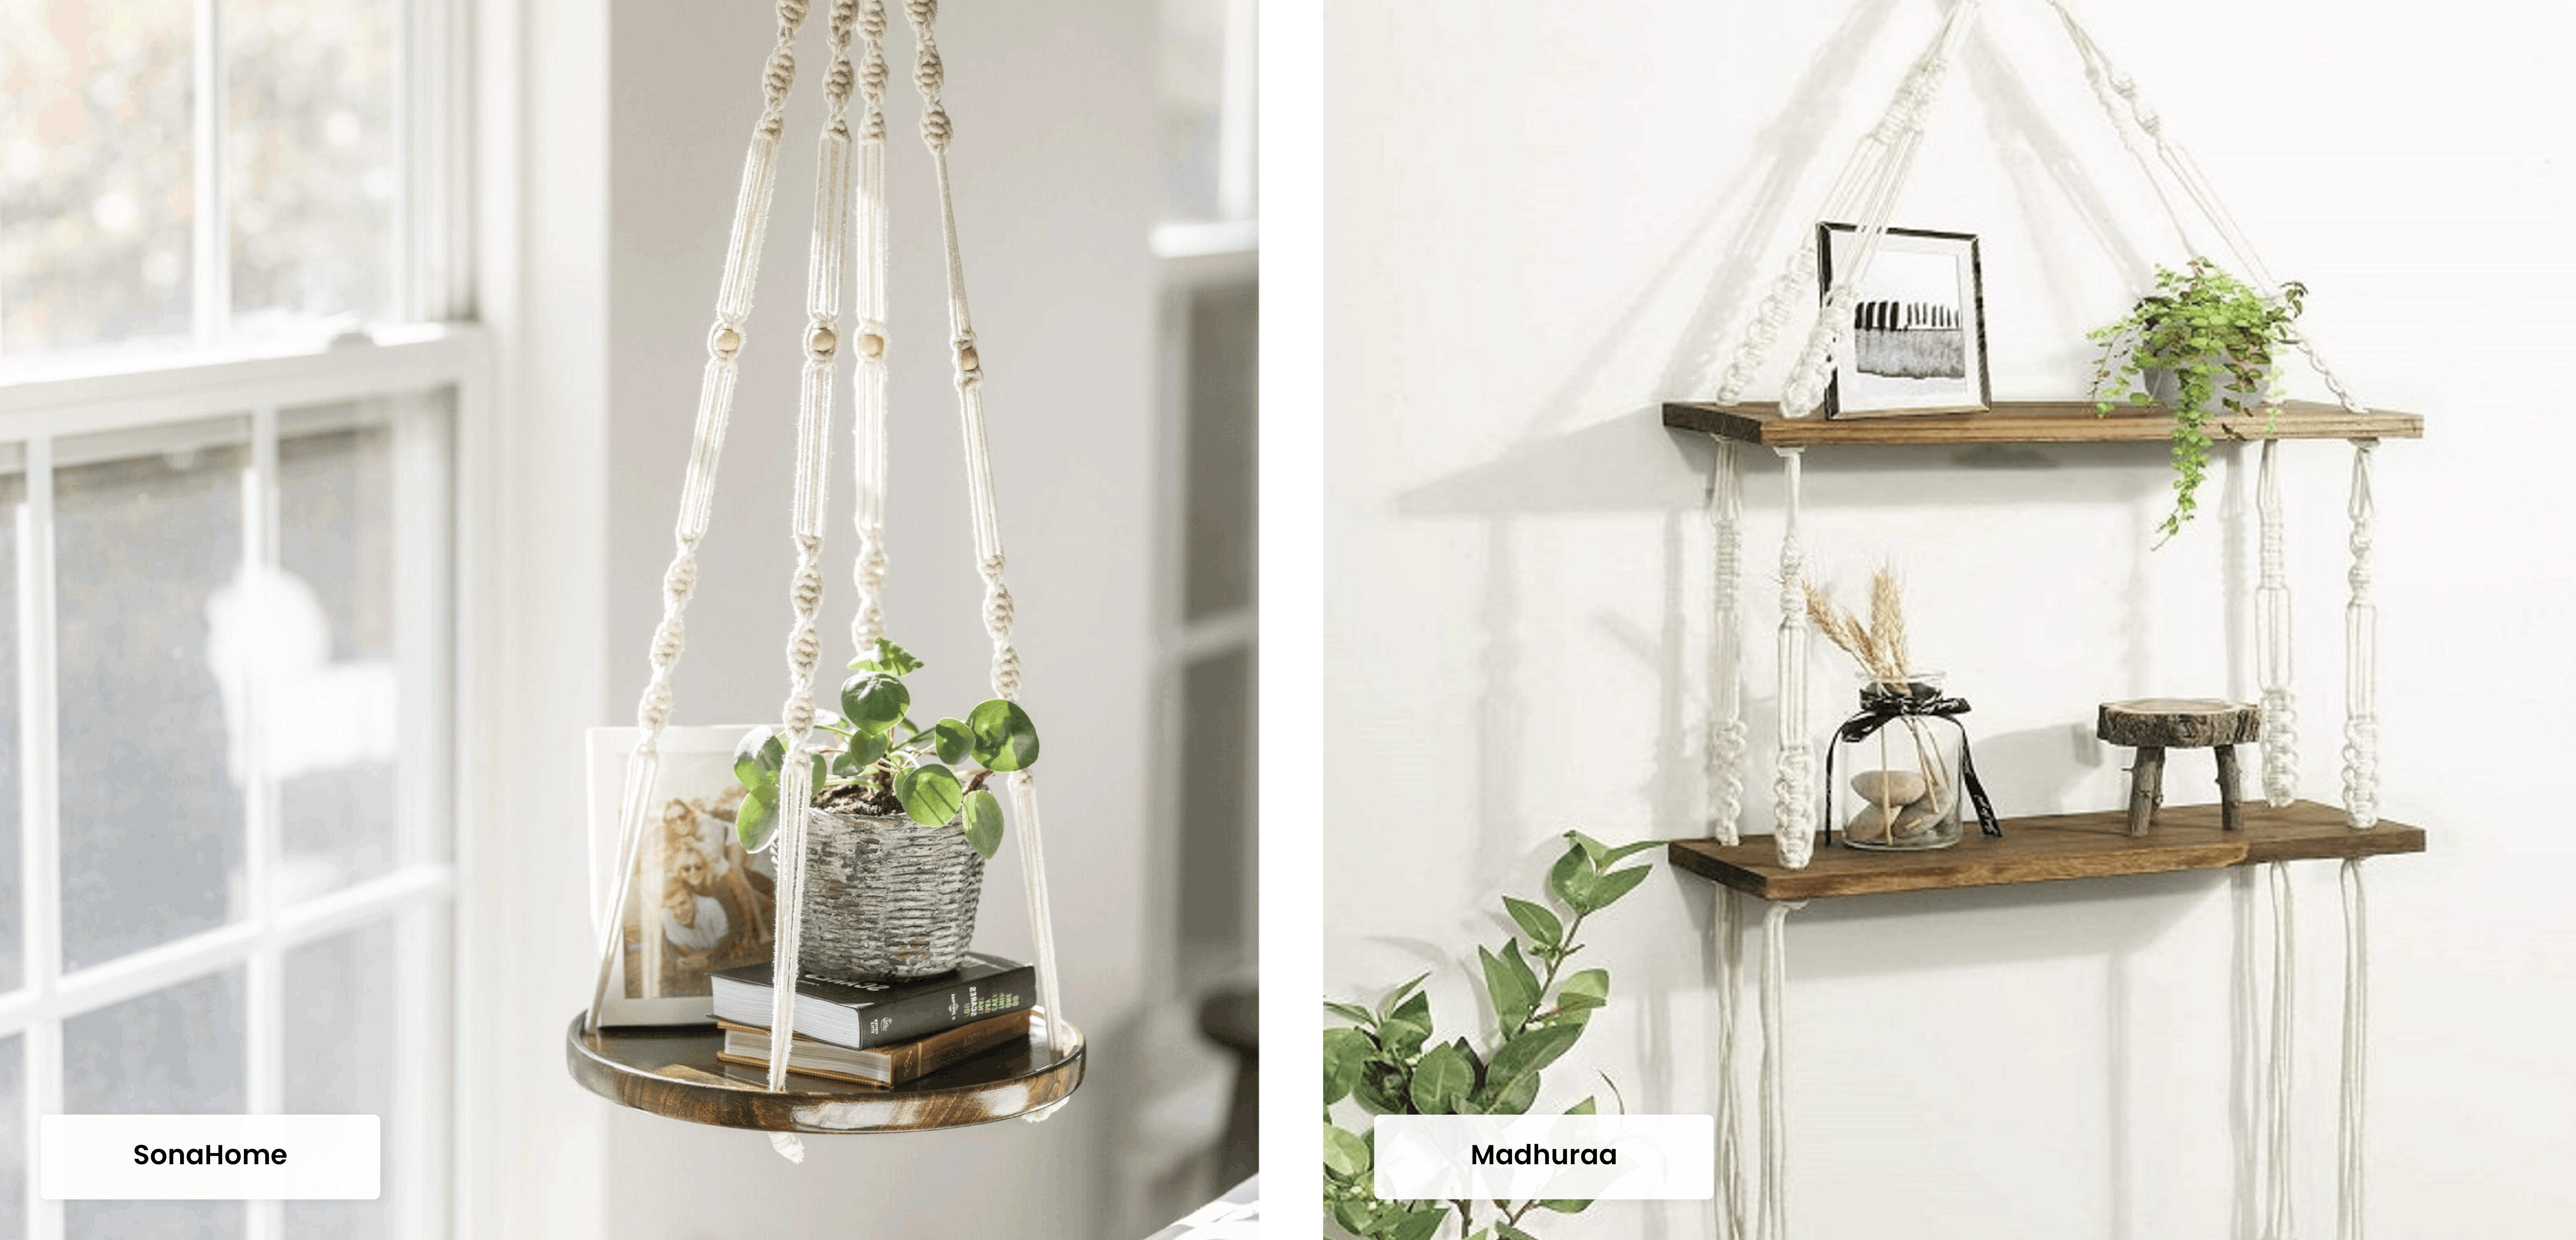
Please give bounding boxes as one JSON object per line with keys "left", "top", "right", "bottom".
{"left": 564, "top": 1014, "right": 1085, "bottom": 1134}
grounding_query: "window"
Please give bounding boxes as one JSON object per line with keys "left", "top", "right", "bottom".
{"left": 1, "top": 1, "right": 467, "bottom": 1236}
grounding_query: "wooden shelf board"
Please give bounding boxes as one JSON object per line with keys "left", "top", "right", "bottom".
{"left": 1663, "top": 400, "right": 2423, "bottom": 447}
{"left": 1667, "top": 800, "right": 2423, "bottom": 901}
{"left": 565, "top": 1013, "right": 1083, "bottom": 1133}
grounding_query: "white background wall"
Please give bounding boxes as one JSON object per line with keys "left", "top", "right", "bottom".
{"left": 1322, "top": 2, "right": 2576, "bottom": 1236}
{"left": 591, "top": 1, "right": 1161, "bottom": 1235}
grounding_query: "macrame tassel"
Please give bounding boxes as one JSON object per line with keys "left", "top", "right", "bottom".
{"left": 1713, "top": 887, "right": 1747, "bottom": 1238}
{"left": 2262, "top": 861, "right": 2295, "bottom": 1240}
{"left": 2337, "top": 858, "right": 2370, "bottom": 1240}
{"left": 1757, "top": 900, "right": 1800, "bottom": 1240}
{"left": 1772, "top": 449, "right": 1814, "bottom": 869}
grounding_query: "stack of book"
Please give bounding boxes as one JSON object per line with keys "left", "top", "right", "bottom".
{"left": 708, "top": 952, "right": 1037, "bottom": 1088}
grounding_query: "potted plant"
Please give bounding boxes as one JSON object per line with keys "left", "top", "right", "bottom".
{"left": 731, "top": 638, "right": 1040, "bottom": 982}
{"left": 2088, "top": 257, "right": 2307, "bottom": 541}
{"left": 1321, "top": 832, "right": 1658, "bottom": 1240}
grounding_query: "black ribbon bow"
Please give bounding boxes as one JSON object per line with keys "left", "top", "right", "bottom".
{"left": 1821, "top": 681, "right": 2002, "bottom": 845}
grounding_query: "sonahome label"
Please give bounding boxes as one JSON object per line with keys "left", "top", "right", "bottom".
{"left": 41, "top": 1115, "right": 380, "bottom": 1200}
{"left": 1374, "top": 1115, "right": 1714, "bottom": 1201}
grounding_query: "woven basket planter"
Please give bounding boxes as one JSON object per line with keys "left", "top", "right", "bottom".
{"left": 798, "top": 807, "right": 985, "bottom": 983}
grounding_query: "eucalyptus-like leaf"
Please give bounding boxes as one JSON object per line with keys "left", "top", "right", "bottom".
{"left": 1502, "top": 895, "right": 1561, "bottom": 949}
{"left": 1322, "top": 1124, "right": 1371, "bottom": 1178}
{"left": 895, "top": 762, "right": 964, "bottom": 827}
{"left": 840, "top": 672, "right": 910, "bottom": 736}
{"left": 931, "top": 718, "right": 974, "bottom": 765}
{"left": 1546, "top": 843, "right": 1588, "bottom": 910}
{"left": 1481, "top": 942, "right": 1541, "bottom": 1030}
{"left": 735, "top": 788, "right": 778, "bottom": 853}
{"left": 1378, "top": 972, "right": 1430, "bottom": 1020}
{"left": 1408, "top": 1043, "right": 1474, "bottom": 1115}
{"left": 1386, "top": 1209, "right": 1446, "bottom": 1240}
{"left": 1483, "top": 1068, "right": 1540, "bottom": 1115}
{"left": 1322, "top": 1027, "right": 1371, "bottom": 1105}
{"left": 966, "top": 698, "right": 1041, "bottom": 771}
{"left": 1482, "top": 1022, "right": 1582, "bottom": 1104}
{"left": 1323, "top": 1001, "right": 1376, "bottom": 1027}
{"left": 960, "top": 788, "right": 1004, "bottom": 859}
{"left": 1536, "top": 1199, "right": 1593, "bottom": 1215}
{"left": 1557, "top": 967, "right": 1610, "bottom": 1012}
{"left": 1566, "top": 830, "right": 1663, "bottom": 869}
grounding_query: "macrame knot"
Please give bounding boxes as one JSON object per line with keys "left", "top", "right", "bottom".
{"left": 652, "top": 619, "right": 686, "bottom": 666}
{"left": 906, "top": 0, "right": 937, "bottom": 27}
{"left": 786, "top": 699, "right": 815, "bottom": 733}
{"left": 2137, "top": 110, "right": 2164, "bottom": 136}
{"left": 921, "top": 107, "right": 952, "bottom": 147}
{"left": 914, "top": 45, "right": 945, "bottom": 95}
{"left": 861, "top": 48, "right": 889, "bottom": 97}
{"left": 663, "top": 557, "right": 697, "bottom": 597}
{"left": 859, "top": 0, "right": 886, "bottom": 39}
{"left": 792, "top": 565, "right": 824, "bottom": 614}
{"left": 762, "top": 45, "right": 798, "bottom": 104}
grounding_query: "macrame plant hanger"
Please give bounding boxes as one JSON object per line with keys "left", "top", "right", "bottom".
{"left": 1695, "top": 4, "right": 2383, "bottom": 1237}
{"left": 578, "top": 0, "right": 1075, "bottom": 1160}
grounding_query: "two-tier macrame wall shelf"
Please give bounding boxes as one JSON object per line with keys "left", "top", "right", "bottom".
{"left": 1665, "top": 3, "right": 2427, "bottom": 1237}
{"left": 565, "top": 0, "right": 1083, "bottom": 1145}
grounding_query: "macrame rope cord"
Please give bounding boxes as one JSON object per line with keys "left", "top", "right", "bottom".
{"left": 848, "top": 0, "right": 893, "bottom": 655}
{"left": 902, "top": 0, "right": 1070, "bottom": 1081}
{"left": 763, "top": 0, "right": 862, "bottom": 1119}
{"left": 2338, "top": 857, "right": 2370, "bottom": 1240}
{"left": 2263, "top": 860, "right": 2295, "bottom": 1240}
{"left": 2255, "top": 440, "right": 2299, "bottom": 806}
{"left": 587, "top": 0, "right": 811, "bottom": 1037}
{"left": 1708, "top": 437, "right": 1747, "bottom": 846}
{"left": 1772, "top": 448, "right": 1814, "bottom": 870}
{"left": 2341, "top": 440, "right": 2379, "bottom": 828}
{"left": 1757, "top": 900, "right": 1800, "bottom": 1240}
{"left": 1712, "top": 887, "right": 1746, "bottom": 1239}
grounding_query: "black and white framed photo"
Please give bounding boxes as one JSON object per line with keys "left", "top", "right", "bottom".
{"left": 1817, "top": 222, "right": 1990, "bottom": 418}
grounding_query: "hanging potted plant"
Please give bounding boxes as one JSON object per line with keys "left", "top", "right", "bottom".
{"left": 730, "top": 638, "right": 1040, "bottom": 982}
{"left": 2088, "top": 257, "right": 2306, "bottom": 541}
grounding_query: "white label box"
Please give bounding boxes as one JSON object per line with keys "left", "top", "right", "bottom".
{"left": 40, "top": 1115, "right": 380, "bottom": 1200}
{"left": 1374, "top": 1115, "right": 1713, "bottom": 1201}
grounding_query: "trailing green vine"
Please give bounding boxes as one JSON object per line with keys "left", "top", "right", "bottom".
{"left": 2087, "top": 258, "right": 2305, "bottom": 542}
{"left": 1321, "top": 832, "right": 1659, "bottom": 1240}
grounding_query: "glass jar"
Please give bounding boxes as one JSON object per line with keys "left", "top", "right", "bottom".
{"left": 1830, "top": 672, "right": 1967, "bottom": 851}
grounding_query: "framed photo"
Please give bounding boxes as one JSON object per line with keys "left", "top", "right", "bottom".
{"left": 1817, "top": 222, "right": 1990, "bottom": 418}
{"left": 586, "top": 726, "right": 781, "bottom": 1026}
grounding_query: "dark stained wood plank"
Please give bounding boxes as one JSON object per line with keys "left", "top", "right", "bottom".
{"left": 1663, "top": 400, "right": 2423, "bottom": 447}
{"left": 565, "top": 1013, "right": 1083, "bottom": 1133}
{"left": 1667, "top": 800, "right": 2424, "bottom": 901}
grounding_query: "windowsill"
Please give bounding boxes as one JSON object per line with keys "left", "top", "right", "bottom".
{"left": 0, "top": 323, "right": 489, "bottom": 417}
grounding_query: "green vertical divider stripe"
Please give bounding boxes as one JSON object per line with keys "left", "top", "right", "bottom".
{"left": 1257, "top": 5, "right": 1319, "bottom": 1232}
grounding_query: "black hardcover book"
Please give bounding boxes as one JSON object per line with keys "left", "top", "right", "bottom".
{"left": 708, "top": 953, "right": 1035, "bottom": 1050}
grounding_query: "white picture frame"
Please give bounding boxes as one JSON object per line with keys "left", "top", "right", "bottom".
{"left": 1818, "top": 222, "right": 1991, "bottom": 418}
{"left": 586, "top": 725, "right": 780, "bottom": 1026}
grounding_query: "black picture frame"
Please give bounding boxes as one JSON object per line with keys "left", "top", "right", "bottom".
{"left": 1816, "top": 222, "right": 1991, "bottom": 418}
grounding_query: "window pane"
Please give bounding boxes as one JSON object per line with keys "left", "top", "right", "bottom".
{"left": 0, "top": 0, "right": 198, "bottom": 359}
{"left": 275, "top": 403, "right": 399, "bottom": 899}
{"left": 0, "top": 1034, "right": 22, "bottom": 1240}
{"left": 56, "top": 420, "right": 250, "bottom": 972}
{"left": 0, "top": 455, "right": 24, "bottom": 995}
{"left": 1183, "top": 280, "right": 1257, "bottom": 620}
{"left": 283, "top": 919, "right": 393, "bottom": 1240}
{"left": 1158, "top": 0, "right": 1232, "bottom": 220}
{"left": 1178, "top": 647, "right": 1253, "bottom": 968}
{"left": 64, "top": 969, "right": 246, "bottom": 1239}
{"left": 225, "top": 0, "right": 396, "bottom": 337}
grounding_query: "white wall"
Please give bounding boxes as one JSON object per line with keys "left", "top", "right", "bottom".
{"left": 1323, "top": 3, "right": 2576, "bottom": 1237}
{"left": 597, "top": 2, "right": 1160, "bottom": 1236}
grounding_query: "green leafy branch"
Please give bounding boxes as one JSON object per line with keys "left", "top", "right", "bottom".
{"left": 731, "top": 638, "right": 1039, "bottom": 860}
{"left": 1321, "top": 832, "right": 1659, "bottom": 1240}
{"left": 2087, "top": 257, "right": 2306, "bottom": 542}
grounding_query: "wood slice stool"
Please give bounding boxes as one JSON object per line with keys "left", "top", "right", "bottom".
{"left": 2096, "top": 698, "right": 2263, "bottom": 836}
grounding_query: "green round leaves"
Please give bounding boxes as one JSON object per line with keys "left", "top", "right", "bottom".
{"left": 966, "top": 699, "right": 1040, "bottom": 772}
{"left": 961, "top": 788, "right": 1004, "bottom": 859}
{"left": 840, "top": 672, "right": 911, "bottom": 737}
{"left": 736, "top": 788, "right": 778, "bottom": 853}
{"left": 896, "top": 762, "right": 964, "bottom": 828}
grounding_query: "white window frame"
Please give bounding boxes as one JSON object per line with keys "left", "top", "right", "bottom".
{"left": 0, "top": 328, "right": 483, "bottom": 1240}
